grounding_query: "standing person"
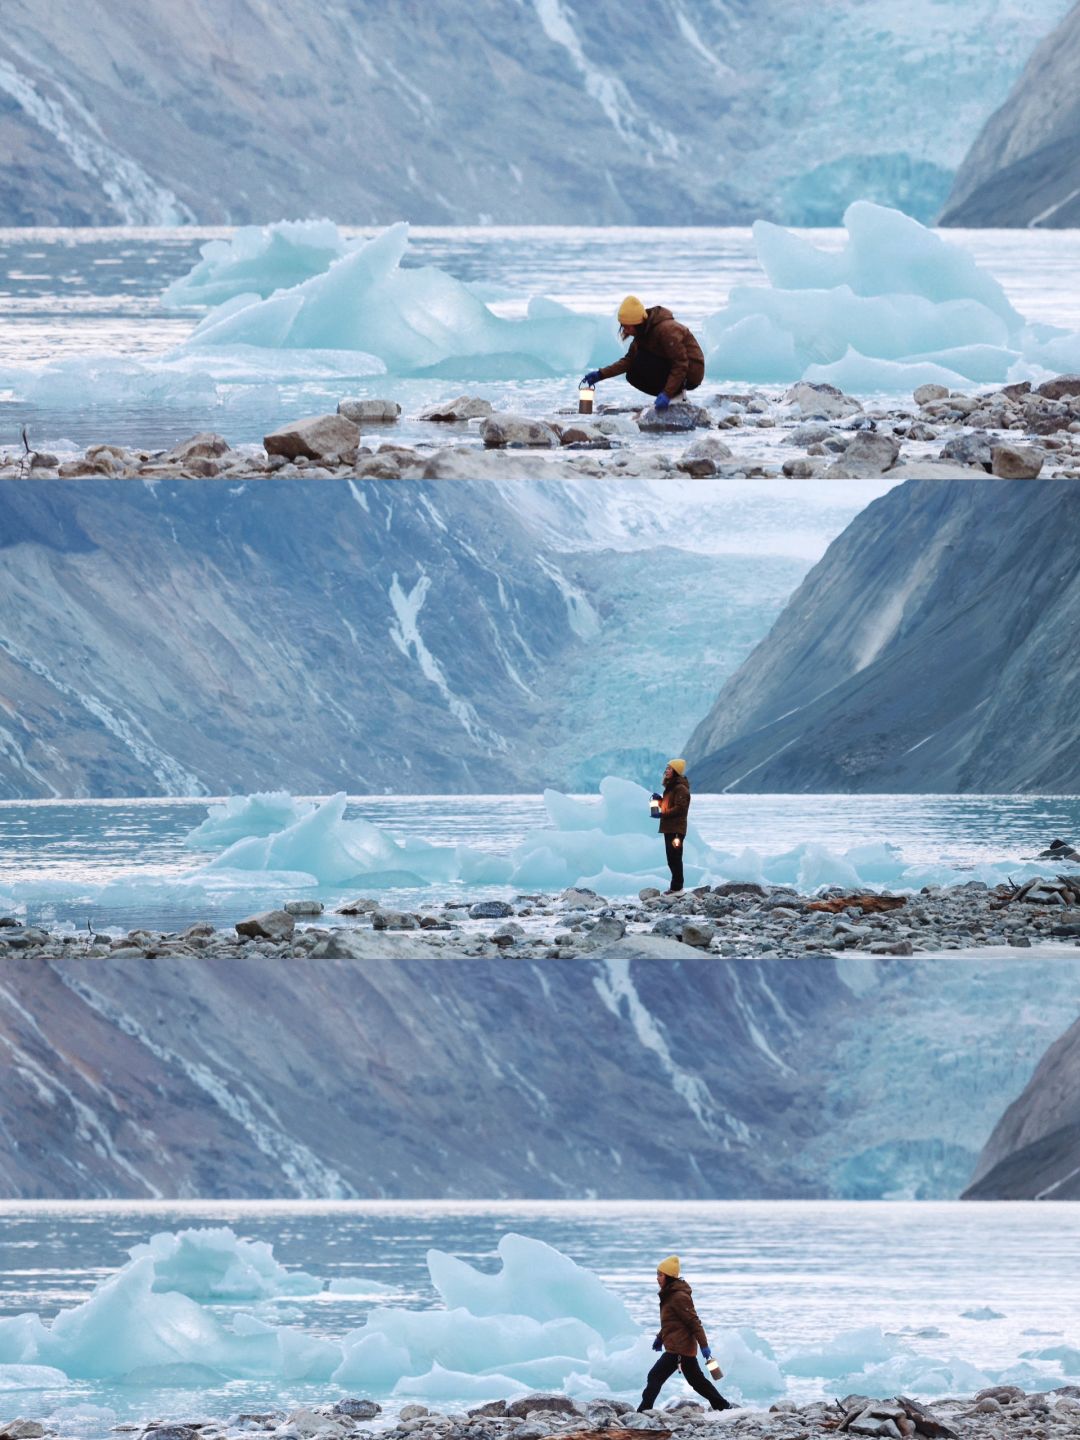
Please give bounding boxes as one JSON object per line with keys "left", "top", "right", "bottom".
{"left": 652, "top": 759, "right": 690, "bottom": 896}
{"left": 639, "top": 1255, "right": 732, "bottom": 1412}
{"left": 581, "top": 296, "right": 705, "bottom": 410}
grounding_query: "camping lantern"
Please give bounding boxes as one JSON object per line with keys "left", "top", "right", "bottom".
{"left": 578, "top": 382, "right": 595, "bottom": 415}
{"left": 649, "top": 796, "right": 662, "bottom": 820}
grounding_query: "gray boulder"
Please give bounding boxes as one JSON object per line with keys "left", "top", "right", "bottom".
{"left": 470, "top": 899, "right": 514, "bottom": 919}
{"left": 677, "top": 433, "right": 735, "bottom": 476}
{"left": 264, "top": 414, "right": 360, "bottom": 465}
{"left": 680, "top": 921, "right": 716, "bottom": 949}
{"left": 783, "top": 380, "right": 863, "bottom": 418}
{"left": 481, "top": 414, "right": 559, "bottom": 448}
{"left": 419, "top": 395, "right": 494, "bottom": 422}
{"left": 165, "top": 432, "right": 232, "bottom": 463}
{"left": 337, "top": 398, "right": 401, "bottom": 423}
{"left": 333, "top": 1400, "right": 382, "bottom": 1420}
{"left": 913, "top": 383, "right": 950, "bottom": 406}
{"left": 560, "top": 887, "right": 605, "bottom": 909}
{"left": 581, "top": 915, "right": 628, "bottom": 948}
{"left": 637, "top": 402, "right": 711, "bottom": 433}
{"left": 284, "top": 899, "right": 324, "bottom": 916}
{"left": 371, "top": 909, "right": 419, "bottom": 930}
{"left": 235, "top": 910, "right": 295, "bottom": 942}
{"left": 939, "top": 431, "right": 994, "bottom": 468}
{"left": 505, "top": 1395, "right": 582, "bottom": 1419}
{"left": 828, "top": 430, "right": 900, "bottom": 476}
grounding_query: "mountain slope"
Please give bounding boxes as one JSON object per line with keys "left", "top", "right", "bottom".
{"left": 687, "top": 480, "right": 1080, "bottom": 794}
{"left": 941, "top": 1, "right": 1080, "bottom": 226}
{"left": 0, "top": 479, "right": 585, "bottom": 795}
{"left": 964, "top": 1013, "right": 1080, "bottom": 1198}
{"left": 2, "top": 954, "right": 1079, "bottom": 1200}
{"left": 0, "top": 0, "right": 1068, "bottom": 227}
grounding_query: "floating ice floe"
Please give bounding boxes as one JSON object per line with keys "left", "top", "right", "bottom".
{"left": 128, "top": 1227, "right": 321, "bottom": 1300}
{"left": 185, "top": 779, "right": 1064, "bottom": 899}
{"left": 162, "top": 220, "right": 359, "bottom": 310}
{"left": 183, "top": 223, "right": 605, "bottom": 379}
{"left": 704, "top": 201, "right": 1080, "bottom": 391}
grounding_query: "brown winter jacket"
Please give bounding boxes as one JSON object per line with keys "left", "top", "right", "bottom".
{"left": 598, "top": 306, "right": 705, "bottom": 398}
{"left": 659, "top": 774, "right": 691, "bottom": 836}
{"left": 655, "top": 1276, "right": 709, "bottom": 1356}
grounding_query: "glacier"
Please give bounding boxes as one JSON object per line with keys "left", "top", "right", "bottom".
{"left": 704, "top": 201, "right": 1080, "bottom": 390}
{"left": 0, "top": 1228, "right": 1058, "bottom": 1408}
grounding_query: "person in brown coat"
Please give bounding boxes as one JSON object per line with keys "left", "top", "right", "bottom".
{"left": 581, "top": 296, "right": 705, "bottom": 412}
{"left": 652, "top": 759, "right": 690, "bottom": 895}
{"left": 639, "top": 1255, "right": 732, "bottom": 1412}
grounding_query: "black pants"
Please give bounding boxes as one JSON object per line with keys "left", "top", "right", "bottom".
{"left": 627, "top": 349, "right": 701, "bottom": 398}
{"left": 665, "top": 833, "right": 685, "bottom": 892}
{"left": 640, "top": 1351, "right": 727, "bottom": 1410}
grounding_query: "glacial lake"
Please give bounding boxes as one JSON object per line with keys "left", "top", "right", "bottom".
{"left": 0, "top": 1201, "right": 1076, "bottom": 1433}
{"left": 1, "top": 793, "right": 1078, "bottom": 934}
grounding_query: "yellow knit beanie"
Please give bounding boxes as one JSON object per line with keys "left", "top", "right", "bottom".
{"left": 618, "top": 295, "right": 647, "bottom": 326}
{"left": 657, "top": 1255, "right": 680, "bottom": 1278}
{"left": 667, "top": 759, "right": 687, "bottom": 776}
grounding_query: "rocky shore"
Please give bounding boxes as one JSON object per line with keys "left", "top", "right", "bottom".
{"left": 5, "top": 1386, "right": 1080, "bottom": 1440}
{"left": 6, "top": 377, "right": 1080, "bottom": 482}
{"left": 4, "top": 869, "right": 1080, "bottom": 959}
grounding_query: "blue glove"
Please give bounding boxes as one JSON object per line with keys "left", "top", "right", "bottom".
{"left": 652, "top": 1337, "right": 663, "bottom": 1352}
{"left": 701, "top": 1346, "right": 712, "bottom": 1360}
{"left": 654, "top": 392, "right": 671, "bottom": 410}
{"left": 581, "top": 370, "right": 601, "bottom": 386}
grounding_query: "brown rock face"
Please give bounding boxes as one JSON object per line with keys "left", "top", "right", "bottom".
{"left": 264, "top": 414, "right": 360, "bottom": 464}
{"left": 990, "top": 443, "right": 1044, "bottom": 478}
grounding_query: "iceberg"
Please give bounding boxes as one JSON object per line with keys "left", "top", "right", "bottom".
{"left": 705, "top": 201, "right": 1079, "bottom": 390}
{"left": 183, "top": 223, "right": 604, "bottom": 379}
{"left": 162, "top": 220, "right": 358, "bottom": 309}
{"left": 183, "top": 792, "right": 314, "bottom": 850}
{"left": 1, "top": 1228, "right": 1022, "bottom": 1408}
{"left": 428, "top": 1234, "right": 633, "bottom": 1340}
{"left": 183, "top": 783, "right": 1068, "bottom": 901}
{"left": 127, "top": 1227, "right": 321, "bottom": 1300}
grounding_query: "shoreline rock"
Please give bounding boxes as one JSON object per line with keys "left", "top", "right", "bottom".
{"left": 9, "top": 379, "right": 1080, "bottom": 482}
{"left": 4, "top": 871, "right": 1080, "bottom": 959}
{"left": 6, "top": 1387, "right": 1080, "bottom": 1440}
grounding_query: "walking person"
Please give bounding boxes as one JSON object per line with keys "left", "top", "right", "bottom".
{"left": 639, "top": 1255, "right": 732, "bottom": 1412}
{"left": 653, "top": 759, "right": 690, "bottom": 896}
{"left": 581, "top": 296, "right": 705, "bottom": 410}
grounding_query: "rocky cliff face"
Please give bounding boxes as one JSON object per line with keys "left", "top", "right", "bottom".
{"left": 964, "top": 1013, "right": 1080, "bottom": 1198}
{"left": 0, "top": 479, "right": 586, "bottom": 795}
{"left": 940, "top": 2, "right": 1080, "bottom": 226}
{"left": 0, "top": 0, "right": 1067, "bottom": 227}
{"left": 2, "top": 954, "right": 1078, "bottom": 1200}
{"left": 687, "top": 480, "right": 1080, "bottom": 794}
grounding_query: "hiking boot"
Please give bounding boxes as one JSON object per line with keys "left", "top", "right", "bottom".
{"left": 662, "top": 887, "right": 683, "bottom": 897}
{"left": 711, "top": 1398, "right": 733, "bottom": 1411}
